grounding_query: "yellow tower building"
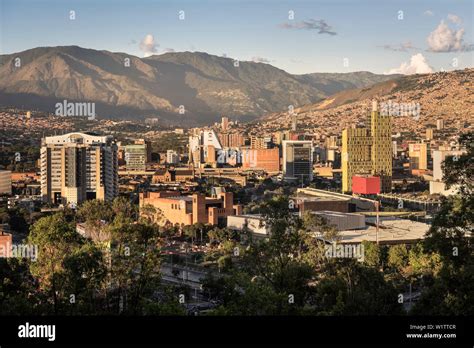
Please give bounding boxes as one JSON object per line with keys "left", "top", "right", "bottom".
{"left": 342, "top": 101, "right": 392, "bottom": 193}
{"left": 370, "top": 102, "right": 392, "bottom": 192}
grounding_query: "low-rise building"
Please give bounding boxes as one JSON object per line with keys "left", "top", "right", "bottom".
{"left": 227, "top": 214, "right": 270, "bottom": 238}
{"left": 139, "top": 190, "right": 242, "bottom": 226}
{"left": 312, "top": 211, "right": 366, "bottom": 231}
{"left": 152, "top": 168, "right": 195, "bottom": 183}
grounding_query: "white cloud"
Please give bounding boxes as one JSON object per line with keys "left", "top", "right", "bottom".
{"left": 386, "top": 53, "right": 434, "bottom": 75}
{"left": 139, "top": 34, "right": 159, "bottom": 57}
{"left": 427, "top": 19, "right": 472, "bottom": 52}
{"left": 447, "top": 14, "right": 462, "bottom": 25}
{"left": 423, "top": 10, "right": 434, "bottom": 16}
{"left": 251, "top": 56, "right": 272, "bottom": 63}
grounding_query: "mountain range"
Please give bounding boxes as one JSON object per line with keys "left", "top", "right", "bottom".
{"left": 262, "top": 68, "right": 473, "bottom": 136}
{"left": 0, "top": 46, "right": 400, "bottom": 125}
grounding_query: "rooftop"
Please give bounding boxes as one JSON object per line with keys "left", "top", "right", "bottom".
{"left": 319, "top": 218, "right": 431, "bottom": 245}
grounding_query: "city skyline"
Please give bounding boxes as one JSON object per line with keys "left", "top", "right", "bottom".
{"left": 0, "top": 0, "right": 472, "bottom": 342}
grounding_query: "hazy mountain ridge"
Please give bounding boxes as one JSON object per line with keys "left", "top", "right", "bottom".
{"left": 0, "top": 46, "right": 400, "bottom": 125}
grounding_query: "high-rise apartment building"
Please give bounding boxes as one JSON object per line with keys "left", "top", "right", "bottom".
{"left": 40, "top": 132, "right": 118, "bottom": 205}
{"left": 219, "top": 132, "right": 245, "bottom": 148}
{"left": 133, "top": 139, "right": 152, "bottom": 162}
{"left": 342, "top": 101, "right": 392, "bottom": 193}
{"left": 282, "top": 140, "right": 313, "bottom": 184}
{"left": 250, "top": 135, "right": 273, "bottom": 149}
{"left": 221, "top": 116, "right": 229, "bottom": 131}
{"left": 291, "top": 114, "right": 298, "bottom": 131}
{"left": 166, "top": 150, "right": 180, "bottom": 165}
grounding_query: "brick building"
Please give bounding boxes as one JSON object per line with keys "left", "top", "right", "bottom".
{"left": 152, "top": 168, "right": 195, "bottom": 183}
{"left": 139, "top": 190, "right": 242, "bottom": 226}
{"left": 241, "top": 148, "right": 280, "bottom": 172}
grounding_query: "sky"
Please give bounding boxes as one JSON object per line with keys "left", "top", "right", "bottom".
{"left": 0, "top": 0, "right": 472, "bottom": 74}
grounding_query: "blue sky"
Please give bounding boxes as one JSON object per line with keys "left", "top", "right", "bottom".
{"left": 0, "top": 0, "right": 472, "bottom": 74}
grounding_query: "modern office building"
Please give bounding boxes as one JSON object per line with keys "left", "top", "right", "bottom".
{"left": 282, "top": 140, "right": 313, "bottom": 184}
{"left": 342, "top": 101, "right": 392, "bottom": 193}
{"left": 370, "top": 101, "right": 392, "bottom": 192}
{"left": 40, "top": 132, "right": 118, "bottom": 205}
{"left": 133, "top": 139, "right": 152, "bottom": 162}
{"left": 342, "top": 128, "right": 372, "bottom": 192}
{"left": 125, "top": 144, "right": 147, "bottom": 171}
{"left": 166, "top": 150, "right": 180, "bottom": 165}
{"left": 189, "top": 129, "right": 223, "bottom": 167}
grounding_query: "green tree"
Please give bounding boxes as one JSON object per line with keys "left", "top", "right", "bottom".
{"left": 387, "top": 244, "right": 409, "bottom": 271}
{"left": 412, "top": 132, "right": 473, "bottom": 315}
{"left": 107, "top": 215, "right": 163, "bottom": 314}
{"left": 27, "top": 212, "right": 106, "bottom": 314}
{"left": 361, "top": 241, "right": 381, "bottom": 268}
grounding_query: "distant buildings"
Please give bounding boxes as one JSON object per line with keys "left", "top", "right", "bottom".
{"left": 429, "top": 149, "right": 465, "bottom": 195}
{"left": 40, "top": 132, "right": 118, "bottom": 205}
{"left": 408, "top": 143, "right": 429, "bottom": 171}
{"left": 145, "top": 118, "right": 160, "bottom": 126}
{"left": 221, "top": 116, "right": 229, "bottom": 131}
{"left": 166, "top": 150, "right": 180, "bottom": 165}
{"left": 250, "top": 135, "right": 273, "bottom": 149}
{"left": 436, "top": 119, "right": 444, "bottom": 130}
{"left": 0, "top": 170, "right": 12, "bottom": 195}
{"left": 189, "top": 129, "right": 222, "bottom": 168}
{"left": 426, "top": 128, "right": 434, "bottom": 140}
{"left": 392, "top": 140, "right": 398, "bottom": 158}
{"left": 218, "top": 132, "right": 245, "bottom": 148}
{"left": 342, "top": 101, "right": 392, "bottom": 193}
{"left": 291, "top": 114, "right": 298, "bottom": 131}
{"left": 139, "top": 190, "right": 242, "bottom": 226}
{"left": 125, "top": 144, "right": 147, "bottom": 171}
{"left": 282, "top": 140, "right": 313, "bottom": 184}
{"left": 241, "top": 148, "right": 280, "bottom": 172}
{"left": 152, "top": 168, "right": 194, "bottom": 183}
{"left": 0, "top": 230, "right": 13, "bottom": 258}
